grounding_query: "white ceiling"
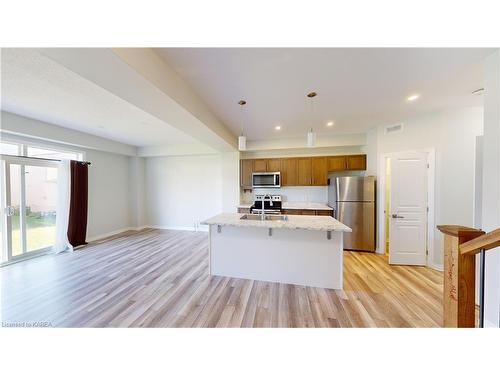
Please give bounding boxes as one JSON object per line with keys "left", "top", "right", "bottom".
{"left": 1, "top": 49, "right": 199, "bottom": 147}
{"left": 158, "top": 48, "right": 494, "bottom": 141}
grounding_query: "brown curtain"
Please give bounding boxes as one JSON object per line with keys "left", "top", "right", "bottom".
{"left": 67, "top": 160, "right": 88, "bottom": 247}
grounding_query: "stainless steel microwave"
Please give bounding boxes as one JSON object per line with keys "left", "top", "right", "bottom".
{"left": 252, "top": 172, "right": 281, "bottom": 188}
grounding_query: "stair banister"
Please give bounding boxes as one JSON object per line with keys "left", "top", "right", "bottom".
{"left": 460, "top": 227, "right": 500, "bottom": 327}
{"left": 437, "top": 225, "right": 500, "bottom": 327}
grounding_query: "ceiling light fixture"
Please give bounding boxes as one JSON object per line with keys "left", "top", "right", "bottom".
{"left": 407, "top": 94, "right": 420, "bottom": 102}
{"left": 275, "top": 125, "right": 281, "bottom": 130}
{"left": 238, "top": 100, "right": 247, "bottom": 151}
{"left": 326, "top": 121, "right": 334, "bottom": 127}
{"left": 306, "top": 92, "right": 317, "bottom": 147}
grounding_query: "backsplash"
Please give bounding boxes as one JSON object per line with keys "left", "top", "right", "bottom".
{"left": 241, "top": 186, "right": 328, "bottom": 204}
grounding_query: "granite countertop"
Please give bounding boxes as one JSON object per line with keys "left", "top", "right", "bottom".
{"left": 202, "top": 213, "right": 351, "bottom": 232}
{"left": 282, "top": 202, "right": 333, "bottom": 210}
{"left": 237, "top": 203, "right": 253, "bottom": 209}
{"left": 237, "top": 202, "right": 333, "bottom": 210}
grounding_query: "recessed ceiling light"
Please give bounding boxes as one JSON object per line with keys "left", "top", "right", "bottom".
{"left": 326, "top": 122, "right": 334, "bottom": 127}
{"left": 275, "top": 125, "right": 281, "bottom": 130}
{"left": 407, "top": 94, "right": 420, "bottom": 102}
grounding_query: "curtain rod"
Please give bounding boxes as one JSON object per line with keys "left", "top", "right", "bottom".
{"left": 0, "top": 154, "right": 91, "bottom": 165}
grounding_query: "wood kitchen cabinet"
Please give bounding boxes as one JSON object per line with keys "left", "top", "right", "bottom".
{"left": 282, "top": 209, "right": 313, "bottom": 215}
{"left": 328, "top": 156, "right": 347, "bottom": 171}
{"left": 346, "top": 154, "right": 367, "bottom": 170}
{"left": 266, "top": 158, "right": 281, "bottom": 172}
{"left": 240, "top": 153, "right": 367, "bottom": 187}
{"left": 281, "top": 158, "right": 298, "bottom": 186}
{"left": 311, "top": 157, "right": 328, "bottom": 186}
{"left": 282, "top": 209, "right": 333, "bottom": 216}
{"left": 282, "top": 209, "right": 301, "bottom": 215}
{"left": 240, "top": 159, "right": 254, "bottom": 188}
{"left": 252, "top": 158, "right": 281, "bottom": 173}
{"left": 316, "top": 210, "right": 333, "bottom": 216}
{"left": 253, "top": 159, "right": 267, "bottom": 172}
{"left": 297, "top": 158, "right": 312, "bottom": 186}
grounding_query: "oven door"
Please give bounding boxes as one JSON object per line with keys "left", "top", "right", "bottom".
{"left": 252, "top": 172, "right": 280, "bottom": 188}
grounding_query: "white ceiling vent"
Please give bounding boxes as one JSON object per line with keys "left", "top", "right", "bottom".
{"left": 384, "top": 123, "right": 404, "bottom": 135}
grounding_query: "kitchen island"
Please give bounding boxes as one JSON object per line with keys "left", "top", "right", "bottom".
{"left": 201, "top": 213, "right": 351, "bottom": 289}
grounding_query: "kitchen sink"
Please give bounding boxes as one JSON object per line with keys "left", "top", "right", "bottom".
{"left": 240, "top": 214, "right": 288, "bottom": 221}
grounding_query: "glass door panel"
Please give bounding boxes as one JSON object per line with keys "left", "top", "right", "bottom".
{"left": 8, "top": 163, "right": 23, "bottom": 257}
{"left": 2, "top": 160, "right": 59, "bottom": 263}
{"left": 25, "top": 165, "right": 57, "bottom": 252}
{"left": 0, "top": 161, "right": 5, "bottom": 263}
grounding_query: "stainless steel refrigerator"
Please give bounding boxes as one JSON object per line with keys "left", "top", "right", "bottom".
{"left": 332, "top": 176, "right": 376, "bottom": 252}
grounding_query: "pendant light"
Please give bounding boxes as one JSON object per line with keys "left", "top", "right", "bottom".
{"left": 306, "top": 92, "right": 317, "bottom": 147}
{"left": 238, "top": 100, "right": 247, "bottom": 151}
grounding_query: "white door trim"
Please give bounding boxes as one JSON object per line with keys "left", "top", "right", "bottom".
{"left": 377, "top": 149, "right": 438, "bottom": 270}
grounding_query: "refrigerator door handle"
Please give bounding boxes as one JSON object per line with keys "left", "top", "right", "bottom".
{"left": 335, "top": 178, "right": 339, "bottom": 219}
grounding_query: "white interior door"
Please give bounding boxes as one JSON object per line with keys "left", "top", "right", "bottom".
{"left": 389, "top": 152, "right": 428, "bottom": 265}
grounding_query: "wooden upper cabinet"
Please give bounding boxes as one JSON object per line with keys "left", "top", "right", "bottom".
{"left": 328, "top": 156, "right": 347, "bottom": 171}
{"left": 297, "top": 158, "right": 312, "bottom": 186}
{"left": 267, "top": 158, "right": 281, "bottom": 172}
{"left": 240, "top": 154, "right": 366, "bottom": 187}
{"left": 253, "top": 159, "right": 267, "bottom": 172}
{"left": 346, "top": 154, "right": 367, "bottom": 170}
{"left": 281, "top": 158, "right": 298, "bottom": 186}
{"left": 240, "top": 159, "right": 253, "bottom": 187}
{"left": 311, "top": 157, "right": 328, "bottom": 186}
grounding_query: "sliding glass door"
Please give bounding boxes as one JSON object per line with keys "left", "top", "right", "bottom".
{"left": 1, "top": 157, "right": 59, "bottom": 263}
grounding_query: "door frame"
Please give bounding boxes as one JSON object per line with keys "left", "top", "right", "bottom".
{"left": 377, "top": 149, "right": 438, "bottom": 270}
{"left": 1, "top": 155, "right": 60, "bottom": 264}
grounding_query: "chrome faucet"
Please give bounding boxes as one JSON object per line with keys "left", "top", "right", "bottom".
{"left": 260, "top": 194, "right": 273, "bottom": 221}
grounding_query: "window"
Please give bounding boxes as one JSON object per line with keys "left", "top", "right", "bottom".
{"left": 27, "top": 146, "right": 82, "bottom": 161}
{"left": 0, "top": 140, "right": 83, "bottom": 161}
{"left": 0, "top": 141, "right": 21, "bottom": 156}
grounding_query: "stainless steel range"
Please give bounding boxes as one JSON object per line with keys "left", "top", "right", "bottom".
{"left": 251, "top": 194, "right": 282, "bottom": 215}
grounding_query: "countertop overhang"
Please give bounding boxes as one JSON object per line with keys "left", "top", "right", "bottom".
{"left": 202, "top": 213, "right": 351, "bottom": 232}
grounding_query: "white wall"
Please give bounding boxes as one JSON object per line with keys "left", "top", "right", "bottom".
{"left": 482, "top": 51, "right": 500, "bottom": 327}
{"left": 369, "top": 106, "right": 484, "bottom": 267}
{"left": 85, "top": 150, "right": 131, "bottom": 240}
{"left": 245, "top": 186, "right": 328, "bottom": 205}
{"left": 145, "top": 153, "right": 239, "bottom": 230}
{"left": 128, "top": 156, "right": 147, "bottom": 229}
{"left": 221, "top": 152, "right": 240, "bottom": 211}
{"left": 241, "top": 145, "right": 365, "bottom": 159}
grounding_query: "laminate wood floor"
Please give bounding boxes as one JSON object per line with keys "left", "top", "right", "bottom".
{"left": 1, "top": 228, "right": 444, "bottom": 327}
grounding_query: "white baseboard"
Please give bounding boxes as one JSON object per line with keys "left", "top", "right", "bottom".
{"left": 485, "top": 318, "right": 498, "bottom": 328}
{"left": 86, "top": 226, "right": 149, "bottom": 242}
{"left": 428, "top": 262, "right": 444, "bottom": 271}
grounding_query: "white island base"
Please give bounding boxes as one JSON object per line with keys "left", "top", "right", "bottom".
{"left": 208, "top": 225, "right": 344, "bottom": 289}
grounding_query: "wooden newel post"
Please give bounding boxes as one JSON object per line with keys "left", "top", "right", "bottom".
{"left": 437, "top": 225, "right": 485, "bottom": 327}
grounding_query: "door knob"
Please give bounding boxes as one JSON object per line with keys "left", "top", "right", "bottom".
{"left": 391, "top": 214, "right": 404, "bottom": 219}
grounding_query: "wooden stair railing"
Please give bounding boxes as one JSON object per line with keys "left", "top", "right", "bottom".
{"left": 437, "top": 225, "right": 500, "bottom": 328}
